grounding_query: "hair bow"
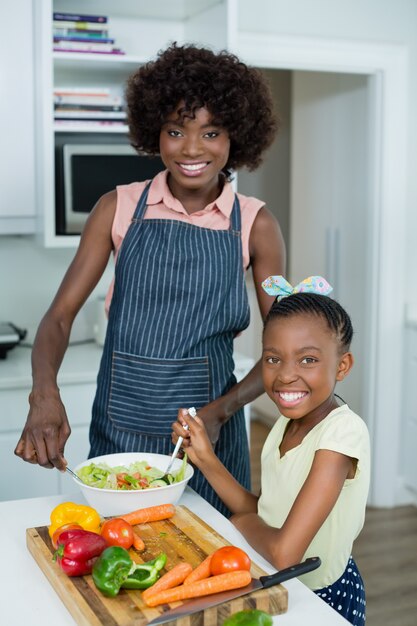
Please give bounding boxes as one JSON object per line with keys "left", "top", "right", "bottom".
{"left": 261, "top": 276, "right": 333, "bottom": 301}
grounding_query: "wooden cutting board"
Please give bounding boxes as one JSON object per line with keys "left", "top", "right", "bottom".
{"left": 27, "top": 505, "right": 287, "bottom": 626}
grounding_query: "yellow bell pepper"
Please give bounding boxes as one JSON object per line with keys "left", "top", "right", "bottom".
{"left": 48, "top": 501, "right": 101, "bottom": 537}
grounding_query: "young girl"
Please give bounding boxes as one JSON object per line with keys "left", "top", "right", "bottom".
{"left": 174, "top": 276, "right": 370, "bottom": 626}
{"left": 14, "top": 43, "right": 285, "bottom": 517}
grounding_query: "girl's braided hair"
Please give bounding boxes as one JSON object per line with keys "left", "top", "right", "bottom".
{"left": 264, "top": 293, "right": 354, "bottom": 352}
{"left": 125, "top": 43, "right": 279, "bottom": 178}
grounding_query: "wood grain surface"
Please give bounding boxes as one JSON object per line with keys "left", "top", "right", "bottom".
{"left": 27, "top": 505, "right": 288, "bottom": 626}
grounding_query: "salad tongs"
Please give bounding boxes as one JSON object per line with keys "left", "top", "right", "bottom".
{"left": 161, "top": 406, "right": 196, "bottom": 484}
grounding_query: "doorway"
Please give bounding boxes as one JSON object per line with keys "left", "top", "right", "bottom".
{"left": 234, "top": 34, "right": 408, "bottom": 507}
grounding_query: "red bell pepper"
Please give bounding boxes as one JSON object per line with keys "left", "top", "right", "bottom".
{"left": 54, "top": 528, "right": 108, "bottom": 577}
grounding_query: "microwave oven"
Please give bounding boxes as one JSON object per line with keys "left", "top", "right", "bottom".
{"left": 55, "top": 142, "right": 165, "bottom": 235}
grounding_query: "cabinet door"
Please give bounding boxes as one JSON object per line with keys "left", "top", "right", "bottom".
{"left": 0, "top": 432, "right": 60, "bottom": 501}
{"left": 0, "top": 0, "right": 35, "bottom": 233}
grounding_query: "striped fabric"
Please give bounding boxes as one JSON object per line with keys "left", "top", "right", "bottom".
{"left": 90, "top": 183, "right": 251, "bottom": 516}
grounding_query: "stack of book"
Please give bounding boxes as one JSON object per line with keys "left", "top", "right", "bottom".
{"left": 53, "top": 87, "right": 127, "bottom": 129}
{"left": 53, "top": 12, "right": 125, "bottom": 55}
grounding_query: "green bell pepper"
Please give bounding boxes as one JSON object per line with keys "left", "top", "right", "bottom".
{"left": 222, "top": 609, "right": 273, "bottom": 626}
{"left": 122, "top": 553, "right": 167, "bottom": 590}
{"left": 92, "top": 546, "right": 167, "bottom": 597}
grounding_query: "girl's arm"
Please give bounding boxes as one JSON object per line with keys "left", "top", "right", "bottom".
{"left": 230, "top": 449, "right": 354, "bottom": 570}
{"left": 197, "top": 206, "right": 286, "bottom": 443}
{"left": 173, "top": 411, "right": 259, "bottom": 513}
{"left": 14, "top": 191, "right": 117, "bottom": 471}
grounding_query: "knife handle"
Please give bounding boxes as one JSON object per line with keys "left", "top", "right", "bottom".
{"left": 259, "top": 556, "right": 321, "bottom": 588}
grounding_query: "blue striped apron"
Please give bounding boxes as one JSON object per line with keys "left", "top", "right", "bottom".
{"left": 89, "top": 181, "right": 251, "bottom": 516}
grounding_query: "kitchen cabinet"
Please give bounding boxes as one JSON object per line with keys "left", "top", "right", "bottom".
{"left": 0, "top": 0, "right": 36, "bottom": 234}
{"left": 0, "top": 344, "right": 100, "bottom": 501}
{"left": 34, "top": 0, "right": 231, "bottom": 247}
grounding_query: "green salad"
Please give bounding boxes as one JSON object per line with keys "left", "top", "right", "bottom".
{"left": 77, "top": 455, "right": 188, "bottom": 490}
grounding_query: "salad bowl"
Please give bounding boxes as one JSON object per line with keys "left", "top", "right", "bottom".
{"left": 72, "top": 452, "right": 194, "bottom": 516}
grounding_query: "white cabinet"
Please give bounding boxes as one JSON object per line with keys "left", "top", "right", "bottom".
{"left": 0, "top": 0, "right": 36, "bottom": 234}
{"left": 0, "top": 344, "right": 101, "bottom": 501}
{"left": 34, "top": 0, "right": 232, "bottom": 247}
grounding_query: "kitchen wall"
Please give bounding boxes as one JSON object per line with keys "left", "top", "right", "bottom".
{"left": 0, "top": 237, "right": 114, "bottom": 344}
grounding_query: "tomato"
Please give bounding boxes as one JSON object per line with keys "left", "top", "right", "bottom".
{"left": 210, "top": 546, "right": 251, "bottom": 575}
{"left": 51, "top": 523, "right": 83, "bottom": 549}
{"left": 100, "top": 518, "right": 134, "bottom": 549}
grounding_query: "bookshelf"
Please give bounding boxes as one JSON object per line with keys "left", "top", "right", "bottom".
{"left": 34, "top": 0, "right": 233, "bottom": 247}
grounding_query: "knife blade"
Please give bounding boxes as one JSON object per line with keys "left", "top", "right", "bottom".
{"left": 146, "top": 556, "right": 321, "bottom": 625}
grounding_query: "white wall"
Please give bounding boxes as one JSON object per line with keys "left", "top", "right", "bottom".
{"left": 238, "top": 0, "right": 417, "bottom": 295}
{"left": 0, "top": 237, "right": 114, "bottom": 344}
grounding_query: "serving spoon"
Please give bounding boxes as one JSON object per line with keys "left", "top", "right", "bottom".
{"left": 161, "top": 406, "right": 197, "bottom": 484}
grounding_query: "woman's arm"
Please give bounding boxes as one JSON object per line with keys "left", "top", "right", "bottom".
{"left": 231, "top": 449, "right": 354, "bottom": 570}
{"left": 198, "top": 206, "right": 286, "bottom": 442}
{"left": 14, "top": 191, "right": 117, "bottom": 470}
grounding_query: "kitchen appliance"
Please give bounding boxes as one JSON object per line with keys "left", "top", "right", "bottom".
{"left": 0, "top": 322, "right": 27, "bottom": 359}
{"left": 55, "top": 139, "right": 165, "bottom": 235}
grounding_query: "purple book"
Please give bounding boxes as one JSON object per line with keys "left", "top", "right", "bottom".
{"left": 53, "top": 12, "right": 107, "bottom": 23}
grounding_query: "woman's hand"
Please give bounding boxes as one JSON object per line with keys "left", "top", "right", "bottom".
{"left": 14, "top": 389, "right": 71, "bottom": 471}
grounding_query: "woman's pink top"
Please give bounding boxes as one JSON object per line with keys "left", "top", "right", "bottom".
{"left": 105, "top": 170, "right": 264, "bottom": 312}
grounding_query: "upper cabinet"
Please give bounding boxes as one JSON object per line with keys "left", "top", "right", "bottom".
{"left": 33, "top": 0, "right": 233, "bottom": 247}
{"left": 0, "top": 0, "right": 36, "bottom": 234}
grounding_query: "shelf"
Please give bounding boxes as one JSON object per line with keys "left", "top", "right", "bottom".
{"left": 53, "top": 51, "right": 146, "bottom": 70}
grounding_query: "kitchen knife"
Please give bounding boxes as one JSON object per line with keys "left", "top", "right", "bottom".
{"left": 146, "top": 556, "right": 321, "bottom": 625}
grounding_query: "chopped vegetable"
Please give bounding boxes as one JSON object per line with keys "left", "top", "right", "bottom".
{"left": 76, "top": 454, "right": 188, "bottom": 490}
{"left": 222, "top": 609, "right": 273, "bottom": 626}
{"left": 144, "top": 570, "right": 252, "bottom": 607}
{"left": 92, "top": 546, "right": 167, "bottom": 597}
{"left": 54, "top": 528, "right": 108, "bottom": 577}
{"left": 142, "top": 562, "right": 193, "bottom": 603}
{"left": 48, "top": 502, "right": 101, "bottom": 537}
{"left": 120, "top": 503, "right": 175, "bottom": 526}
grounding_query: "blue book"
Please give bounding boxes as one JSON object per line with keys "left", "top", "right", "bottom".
{"left": 53, "top": 36, "right": 115, "bottom": 44}
{"left": 53, "top": 12, "right": 108, "bottom": 23}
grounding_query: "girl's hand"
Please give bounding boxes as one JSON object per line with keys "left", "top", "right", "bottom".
{"left": 172, "top": 409, "right": 216, "bottom": 467}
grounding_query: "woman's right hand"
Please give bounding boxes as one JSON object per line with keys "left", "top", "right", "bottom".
{"left": 14, "top": 389, "right": 71, "bottom": 471}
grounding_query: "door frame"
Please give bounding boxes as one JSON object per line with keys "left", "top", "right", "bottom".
{"left": 236, "top": 33, "right": 408, "bottom": 507}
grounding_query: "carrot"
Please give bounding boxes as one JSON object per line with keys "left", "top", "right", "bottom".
{"left": 144, "top": 570, "right": 252, "bottom": 607}
{"left": 120, "top": 503, "right": 176, "bottom": 526}
{"left": 132, "top": 530, "right": 145, "bottom": 551}
{"left": 183, "top": 554, "right": 213, "bottom": 585}
{"left": 142, "top": 562, "right": 193, "bottom": 603}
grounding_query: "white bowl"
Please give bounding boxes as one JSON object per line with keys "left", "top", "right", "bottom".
{"left": 73, "top": 452, "right": 194, "bottom": 517}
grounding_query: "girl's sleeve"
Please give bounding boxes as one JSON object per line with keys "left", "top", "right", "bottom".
{"left": 316, "top": 409, "right": 370, "bottom": 469}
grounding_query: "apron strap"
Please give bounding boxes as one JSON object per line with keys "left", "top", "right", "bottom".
{"left": 132, "top": 181, "right": 152, "bottom": 220}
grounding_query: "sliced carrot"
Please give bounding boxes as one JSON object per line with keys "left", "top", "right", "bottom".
{"left": 120, "top": 503, "right": 176, "bottom": 526}
{"left": 144, "top": 570, "right": 252, "bottom": 607}
{"left": 132, "top": 530, "right": 145, "bottom": 552}
{"left": 183, "top": 554, "right": 213, "bottom": 585}
{"left": 142, "top": 562, "right": 193, "bottom": 603}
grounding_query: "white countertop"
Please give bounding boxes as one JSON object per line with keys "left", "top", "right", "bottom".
{"left": 0, "top": 488, "right": 348, "bottom": 626}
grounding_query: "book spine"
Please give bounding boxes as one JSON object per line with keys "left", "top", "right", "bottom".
{"left": 53, "top": 36, "right": 115, "bottom": 44}
{"left": 53, "top": 28, "right": 109, "bottom": 38}
{"left": 53, "top": 48, "right": 125, "bottom": 55}
{"left": 54, "top": 110, "right": 126, "bottom": 119}
{"left": 53, "top": 20, "right": 107, "bottom": 30}
{"left": 53, "top": 41, "right": 117, "bottom": 52}
{"left": 53, "top": 13, "right": 108, "bottom": 23}
{"left": 54, "top": 96, "right": 122, "bottom": 106}
{"left": 54, "top": 87, "right": 111, "bottom": 95}
{"left": 54, "top": 104, "right": 124, "bottom": 112}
